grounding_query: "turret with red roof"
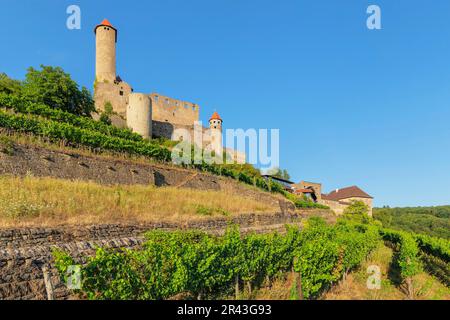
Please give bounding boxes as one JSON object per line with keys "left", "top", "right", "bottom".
{"left": 209, "top": 111, "right": 223, "bottom": 131}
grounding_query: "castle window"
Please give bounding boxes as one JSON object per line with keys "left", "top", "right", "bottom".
{"left": 119, "top": 91, "right": 124, "bottom": 96}
{"left": 154, "top": 95, "right": 159, "bottom": 102}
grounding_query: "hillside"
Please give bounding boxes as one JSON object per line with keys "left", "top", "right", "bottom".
{"left": 0, "top": 92, "right": 326, "bottom": 211}
{"left": 373, "top": 206, "right": 450, "bottom": 239}
{"left": 0, "top": 80, "right": 448, "bottom": 301}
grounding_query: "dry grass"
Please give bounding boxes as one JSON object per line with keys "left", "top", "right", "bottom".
{"left": 0, "top": 175, "right": 276, "bottom": 228}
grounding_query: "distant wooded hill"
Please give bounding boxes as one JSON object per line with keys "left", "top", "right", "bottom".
{"left": 373, "top": 206, "right": 450, "bottom": 239}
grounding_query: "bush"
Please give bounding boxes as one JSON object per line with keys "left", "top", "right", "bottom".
{"left": 414, "top": 234, "right": 450, "bottom": 263}
{"left": 380, "top": 229, "right": 421, "bottom": 297}
{"left": 0, "top": 73, "right": 22, "bottom": 95}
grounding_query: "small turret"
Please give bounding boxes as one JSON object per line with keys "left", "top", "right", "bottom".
{"left": 209, "top": 111, "right": 222, "bottom": 131}
{"left": 208, "top": 111, "right": 223, "bottom": 155}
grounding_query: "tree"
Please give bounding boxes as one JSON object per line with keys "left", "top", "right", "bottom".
{"left": 343, "top": 201, "right": 371, "bottom": 224}
{"left": 266, "top": 167, "right": 291, "bottom": 180}
{"left": 99, "top": 101, "right": 113, "bottom": 125}
{"left": 21, "top": 65, "right": 95, "bottom": 116}
{"left": 344, "top": 200, "right": 370, "bottom": 216}
{"left": 0, "top": 73, "right": 22, "bottom": 95}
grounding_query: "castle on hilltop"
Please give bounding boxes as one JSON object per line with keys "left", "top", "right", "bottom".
{"left": 93, "top": 19, "right": 246, "bottom": 163}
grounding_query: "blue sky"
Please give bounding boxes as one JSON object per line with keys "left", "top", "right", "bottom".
{"left": 1, "top": 0, "right": 450, "bottom": 207}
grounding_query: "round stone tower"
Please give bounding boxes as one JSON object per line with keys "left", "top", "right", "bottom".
{"left": 126, "top": 93, "right": 152, "bottom": 139}
{"left": 94, "top": 19, "right": 117, "bottom": 83}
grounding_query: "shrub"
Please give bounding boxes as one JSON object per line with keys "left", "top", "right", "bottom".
{"left": 21, "top": 65, "right": 94, "bottom": 116}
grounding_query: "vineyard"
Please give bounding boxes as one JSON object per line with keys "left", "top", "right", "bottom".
{"left": 0, "top": 93, "right": 325, "bottom": 209}
{"left": 53, "top": 217, "right": 450, "bottom": 300}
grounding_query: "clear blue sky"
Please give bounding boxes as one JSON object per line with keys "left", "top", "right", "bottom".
{"left": 1, "top": 0, "right": 450, "bottom": 207}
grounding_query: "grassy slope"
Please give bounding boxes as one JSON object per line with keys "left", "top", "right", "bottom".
{"left": 373, "top": 206, "right": 450, "bottom": 239}
{"left": 0, "top": 176, "right": 277, "bottom": 228}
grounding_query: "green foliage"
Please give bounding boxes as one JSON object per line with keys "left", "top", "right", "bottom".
{"left": 99, "top": 102, "right": 114, "bottom": 125}
{"left": 414, "top": 234, "right": 450, "bottom": 263}
{"left": 380, "top": 229, "right": 422, "bottom": 279}
{"left": 0, "top": 73, "right": 22, "bottom": 95}
{"left": 0, "top": 110, "right": 172, "bottom": 162}
{"left": 54, "top": 219, "right": 380, "bottom": 300}
{"left": 0, "top": 135, "right": 14, "bottom": 155}
{"left": 99, "top": 113, "right": 112, "bottom": 125}
{"left": 344, "top": 200, "right": 369, "bottom": 216}
{"left": 265, "top": 167, "right": 291, "bottom": 180}
{"left": 21, "top": 65, "right": 94, "bottom": 116}
{"left": 373, "top": 206, "right": 450, "bottom": 239}
{"left": 284, "top": 192, "right": 329, "bottom": 209}
{"left": 104, "top": 102, "right": 114, "bottom": 115}
{"left": 0, "top": 93, "right": 143, "bottom": 142}
{"left": 195, "top": 205, "right": 230, "bottom": 217}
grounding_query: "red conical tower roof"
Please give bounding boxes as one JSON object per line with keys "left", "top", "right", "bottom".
{"left": 100, "top": 19, "right": 113, "bottom": 27}
{"left": 210, "top": 111, "right": 222, "bottom": 122}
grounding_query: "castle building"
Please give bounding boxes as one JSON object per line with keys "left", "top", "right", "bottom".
{"left": 93, "top": 19, "right": 246, "bottom": 163}
{"left": 321, "top": 186, "right": 374, "bottom": 216}
{"left": 292, "top": 182, "right": 373, "bottom": 216}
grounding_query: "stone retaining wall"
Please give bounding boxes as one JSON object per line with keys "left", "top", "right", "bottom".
{"left": 0, "top": 210, "right": 334, "bottom": 300}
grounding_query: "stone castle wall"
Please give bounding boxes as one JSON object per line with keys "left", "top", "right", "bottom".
{"left": 94, "top": 81, "right": 132, "bottom": 117}
{"left": 149, "top": 93, "right": 199, "bottom": 127}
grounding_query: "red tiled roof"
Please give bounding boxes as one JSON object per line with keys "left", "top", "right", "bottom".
{"left": 210, "top": 112, "right": 222, "bottom": 121}
{"left": 324, "top": 186, "right": 373, "bottom": 201}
